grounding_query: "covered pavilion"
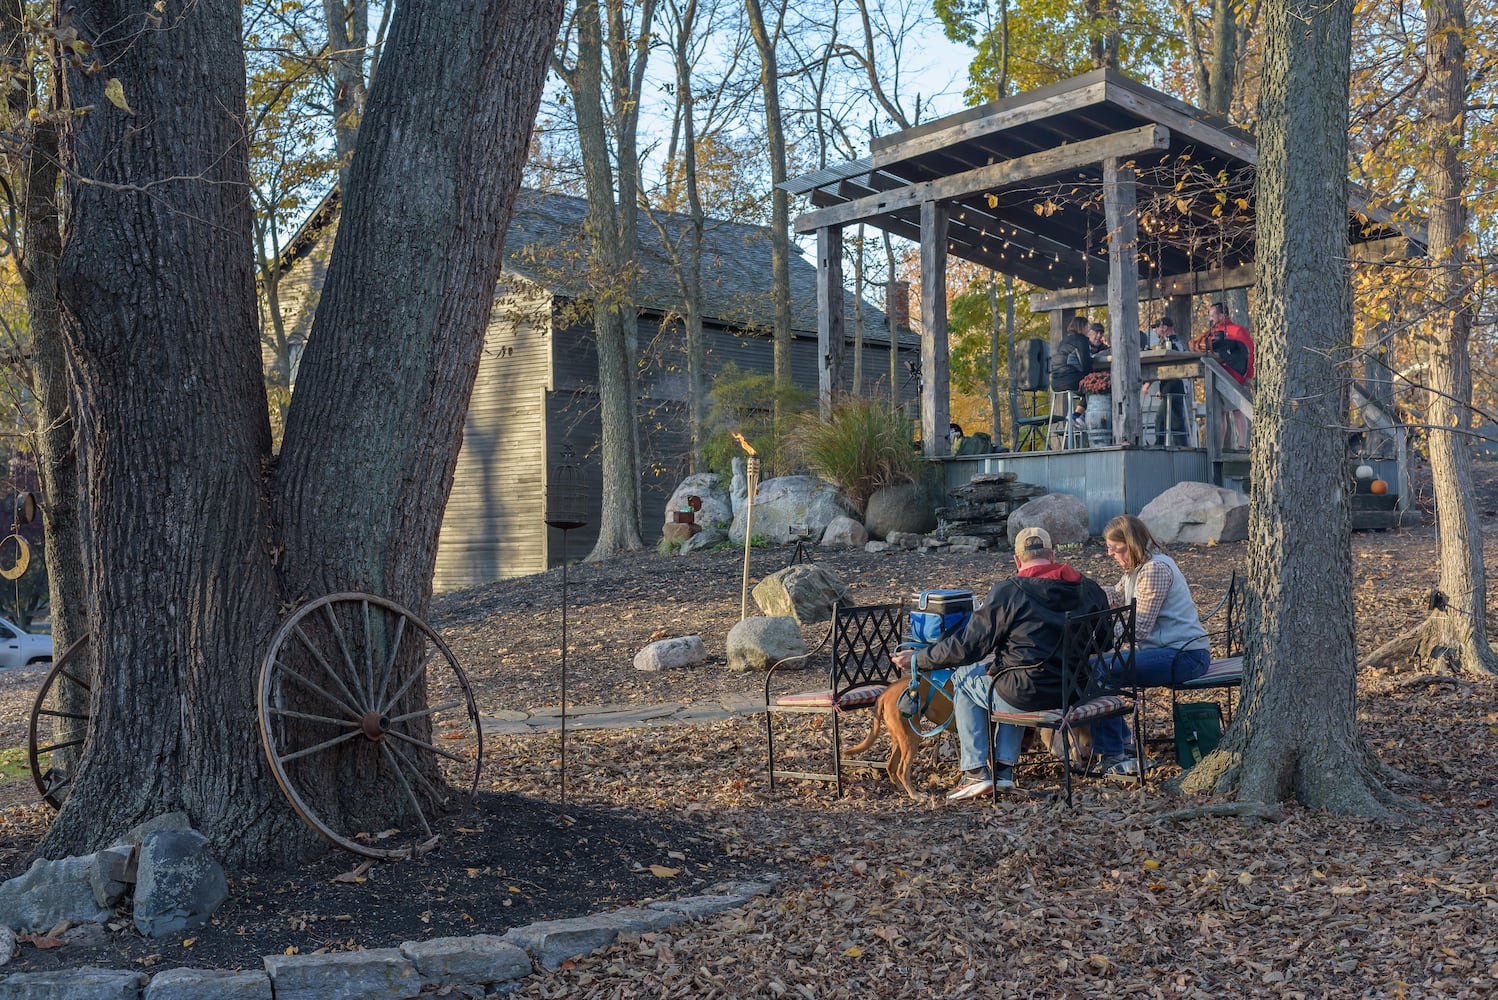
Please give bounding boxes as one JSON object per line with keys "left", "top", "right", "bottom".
{"left": 786, "top": 69, "right": 1417, "bottom": 525}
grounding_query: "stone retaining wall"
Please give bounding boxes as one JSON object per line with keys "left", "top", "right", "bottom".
{"left": 0, "top": 878, "right": 776, "bottom": 1000}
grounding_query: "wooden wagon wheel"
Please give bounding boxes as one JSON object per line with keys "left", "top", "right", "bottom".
{"left": 258, "top": 592, "right": 483, "bottom": 860}
{"left": 28, "top": 634, "right": 93, "bottom": 809}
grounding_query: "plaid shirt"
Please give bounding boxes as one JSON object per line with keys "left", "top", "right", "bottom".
{"left": 1105, "top": 558, "right": 1175, "bottom": 641}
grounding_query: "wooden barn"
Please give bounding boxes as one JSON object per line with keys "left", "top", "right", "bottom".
{"left": 270, "top": 188, "right": 917, "bottom": 591}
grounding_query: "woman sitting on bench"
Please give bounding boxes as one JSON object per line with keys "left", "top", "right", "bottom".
{"left": 1093, "top": 514, "right": 1209, "bottom": 776}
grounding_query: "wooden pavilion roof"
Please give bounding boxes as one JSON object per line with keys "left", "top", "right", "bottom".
{"left": 788, "top": 69, "right": 1416, "bottom": 300}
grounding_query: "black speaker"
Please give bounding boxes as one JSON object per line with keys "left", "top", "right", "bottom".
{"left": 1015, "top": 338, "right": 1049, "bottom": 392}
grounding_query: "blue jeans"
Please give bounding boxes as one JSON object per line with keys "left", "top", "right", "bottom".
{"left": 951, "top": 662, "right": 1027, "bottom": 772}
{"left": 1091, "top": 646, "right": 1210, "bottom": 756}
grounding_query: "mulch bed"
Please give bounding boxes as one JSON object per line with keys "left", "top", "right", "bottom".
{"left": 2, "top": 789, "right": 764, "bottom": 974}
{"left": 3, "top": 459, "right": 1497, "bottom": 995}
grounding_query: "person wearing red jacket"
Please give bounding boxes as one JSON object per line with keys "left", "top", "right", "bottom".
{"left": 1209, "top": 302, "right": 1254, "bottom": 449}
{"left": 892, "top": 526, "right": 1109, "bottom": 799}
{"left": 1209, "top": 302, "right": 1255, "bottom": 383}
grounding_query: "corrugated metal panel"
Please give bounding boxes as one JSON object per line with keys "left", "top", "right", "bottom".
{"left": 942, "top": 448, "right": 1209, "bottom": 533}
{"left": 432, "top": 282, "right": 554, "bottom": 592}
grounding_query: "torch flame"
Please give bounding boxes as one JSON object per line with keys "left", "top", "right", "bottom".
{"left": 732, "top": 432, "right": 757, "bottom": 455}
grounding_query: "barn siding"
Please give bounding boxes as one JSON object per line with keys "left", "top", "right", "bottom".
{"left": 533, "top": 310, "right": 918, "bottom": 567}
{"left": 267, "top": 190, "right": 918, "bottom": 592}
{"left": 432, "top": 277, "right": 554, "bottom": 592}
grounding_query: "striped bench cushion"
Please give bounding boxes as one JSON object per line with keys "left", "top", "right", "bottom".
{"left": 1177, "top": 656, "right": 1243, "bottom": 689}
{"left": 774, "top": 683, "right": 887, "bottom": 710}
{"left": 990, "top": 694, "right": 1133, "bottom": 728}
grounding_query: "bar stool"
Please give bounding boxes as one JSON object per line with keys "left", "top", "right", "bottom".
{"left": 1045, "top": 389, "right": 1084, "bottom": 450}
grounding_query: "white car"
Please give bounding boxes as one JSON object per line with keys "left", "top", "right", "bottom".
{"left": 0, "top": 617, "right": 52, "bottom": 669}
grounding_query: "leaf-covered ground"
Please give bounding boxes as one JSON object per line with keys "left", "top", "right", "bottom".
{"left": 1, "top": 461, "right": 1495, "bottom": 992}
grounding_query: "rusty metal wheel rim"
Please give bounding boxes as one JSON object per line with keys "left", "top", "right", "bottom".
{"left": 28, "top": 634, "right": 93, "bottom": 809}
{"left": 257, "top": 592, "right": 483, "bottom": 860}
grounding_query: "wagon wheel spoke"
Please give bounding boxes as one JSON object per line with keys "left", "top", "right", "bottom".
{"left": 35, "top": 709, "right": 91, "bottom": 722}
{"left": 382, "top": 737, "right": 448, "bottom": 804}
{"left": 267, "top": 706, "right": 363, "bottom": 728}
{"left": 379, "top": 742, "right": 435, "bottom": 840}
{"left": 386, "top": 699, "right": 464, "bottom": 726}
{"left": 29, "top": 633, "right": 95, "bottom": 810}
{"left": 34, "top": 737, "right": 86, "bottom": 755}
{"left": 322, "top": 602, "right": 372, "bottom": 708}
{"left": 374, "top": 613, "right": 408, "bottom": 713}
{"left": 277, "top": 729, "right": 364, "bottom": 765}
{"left": 56, "top": 669, "right": 91, "bottom": 690}
{"left": 270, "top": 660, "right": 365, "bottom": 724}
{"left": 293, "top": 624, "right": 369, "bottom": 715}
{"left": 258, "top": 593, "right": 483, "bottom": 861}
{"left": 378, "top": 645, "right": 435, "bottom": 717}
{"left": 385, "top": 726, "right": 473, "bottom": 765}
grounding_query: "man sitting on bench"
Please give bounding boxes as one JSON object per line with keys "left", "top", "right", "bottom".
{"left": 892, "top": 527, "right": 1108, "bottom": 799}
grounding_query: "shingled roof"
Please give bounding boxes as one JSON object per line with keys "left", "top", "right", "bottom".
{"left": 279, "top": 186, "right": 904, "bottom": 346}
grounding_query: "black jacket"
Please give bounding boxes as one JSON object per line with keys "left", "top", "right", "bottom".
{"left": 917, "top": 564, "right": 1109, "bottom": 711}
{"left": 1049, "top": 332, "right": 1092, "bottom": 392}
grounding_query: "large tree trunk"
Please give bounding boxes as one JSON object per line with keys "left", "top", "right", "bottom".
{"left": 745, "top": 0, "right": 792, "bottom": 459}
{"left": 1185, "top": 0, "right": 1396, "bottom": 816}
{"left": 323, "top": 0, "right": 370, "bottom": 189}
{"left": 667, "top": 0, "right": 707, "bottom": 469}
{"left": 46, "top": 0, "right": 563, "bottom": 866}
{"left": 1370, "top": 0, "right": 1496, "bottom": 679}
{"left": 1421, "top": 0, "right": 1493, "bottom": 678}
{"left": 1204, "top": 0, "right": 1239, "bottom": 115}
{"left": 564, "top": 0, "right": 649, "bottom": 562}
{"left": 0, "top": 5, "right": 85, "bottom": 656}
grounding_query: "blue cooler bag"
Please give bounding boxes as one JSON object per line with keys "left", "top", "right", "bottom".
{"left": 910, "top": 589, "right": 974, "bottom": 645}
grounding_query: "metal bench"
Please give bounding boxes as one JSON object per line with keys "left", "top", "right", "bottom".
{"left": 763, "top": 602, "right": 906, "bottom": 796}
{"left": 1173, "top": 571, "right": 1244, "bottom": 719}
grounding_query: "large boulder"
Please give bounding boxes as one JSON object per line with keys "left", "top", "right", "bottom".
{"left": 1006, "top": 493, "right": 1090, "bottom": 546}
{"left": 633, "top": 636, "right": 709, "bottom": 672}
{"left": 726, "top": 617, "right": 806, "bottom": 672}
{"left": 0, "top": 856, "right": 111, "bottom": 933}
{"left": 820, "top": 516, "right": 868, "bottom": 548}
{"left": 133, "top": 829, "right": 229, "bottom": 938}
{"left": 752, "top": 565, "right": 849, "bottom": 625}
{"left": 1140, "top": 481, "right": 1249, "bottom": 545}
{"left": 728, "top": 476, "right": 855, "bottom": 544}
{"left": 679, "top": 527, "right": 727, "bottom": 553}
{"left": 665, "top": 474, "right": 732, "bottom": 531}
{"left": 863, "top": 482, "right": 936, "bottom": 540}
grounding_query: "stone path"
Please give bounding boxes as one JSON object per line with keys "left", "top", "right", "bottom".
{"left": 480, "top": 693, "right": 763, "bottom": 736}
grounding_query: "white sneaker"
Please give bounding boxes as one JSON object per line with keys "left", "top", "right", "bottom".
{"left": 947, "top": 777, "right": 994, "bottom": 800}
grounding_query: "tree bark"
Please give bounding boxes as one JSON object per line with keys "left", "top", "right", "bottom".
{"left": 559, "top": 0, "right": 652, "bottom": 562}
{"left": 0, "top": 4, "right": 86, "bottom": 657}
{"left": 1204, "top": 0, "right": 1239, "bottom": 115}
{"left": 322, "top": 0, "right": 370, "bottom": 189}
{"left": 1411, "top": 0, "right": 1496, "bottom": 678}
{"left": 47, "top": 0, "right": 563, "bottom": 865}
{"left": 1187, "top": 0, "right": 1397, "bottom": 817}
{"left": 745, "top": 0, "right": 792, "bottom": 462}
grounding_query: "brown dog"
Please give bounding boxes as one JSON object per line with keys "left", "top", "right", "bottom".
{"left": 846, "top": 675, "right": 952, "bottom": 799}
{"left": 849, "top": 676, "right": 1093, "bottom": 797}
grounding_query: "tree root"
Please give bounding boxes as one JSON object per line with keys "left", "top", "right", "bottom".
{"left": 1392, "top": 672, "right": 1472, "bottom": 690}
{"left": 1152, "top": 801, "right": 1286, "bottom": 825}
{"left": 1358, "top": 623, "right": 1425, "bottom": 671}
{"left": 1370, "top": 755, "right": 1438, "bottom": 793}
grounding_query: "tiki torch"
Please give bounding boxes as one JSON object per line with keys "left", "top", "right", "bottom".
{"left": 733, "top": 432, "right": 760, "bottom": 620}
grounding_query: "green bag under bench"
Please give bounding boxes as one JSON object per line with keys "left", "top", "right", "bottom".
{"left": 1173, "top": 701, "right": 1223, "bottom": 768}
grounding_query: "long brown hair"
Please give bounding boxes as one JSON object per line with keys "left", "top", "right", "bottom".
{"left": 1103, "top": 514, "right": 1161, "bottom": 572}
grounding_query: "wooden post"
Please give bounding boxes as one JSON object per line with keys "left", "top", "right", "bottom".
{"left": 816, "top": 225, "right": 844, "bottom": 418}
{"left": 920, "top": 201, "right": 950, "bottom": 457}
{"left": 1166, "top": 294, "right": 1196, "bottom": 445}
{"left": 1104, "top": 157, "right": 1142, "bottom": 446}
